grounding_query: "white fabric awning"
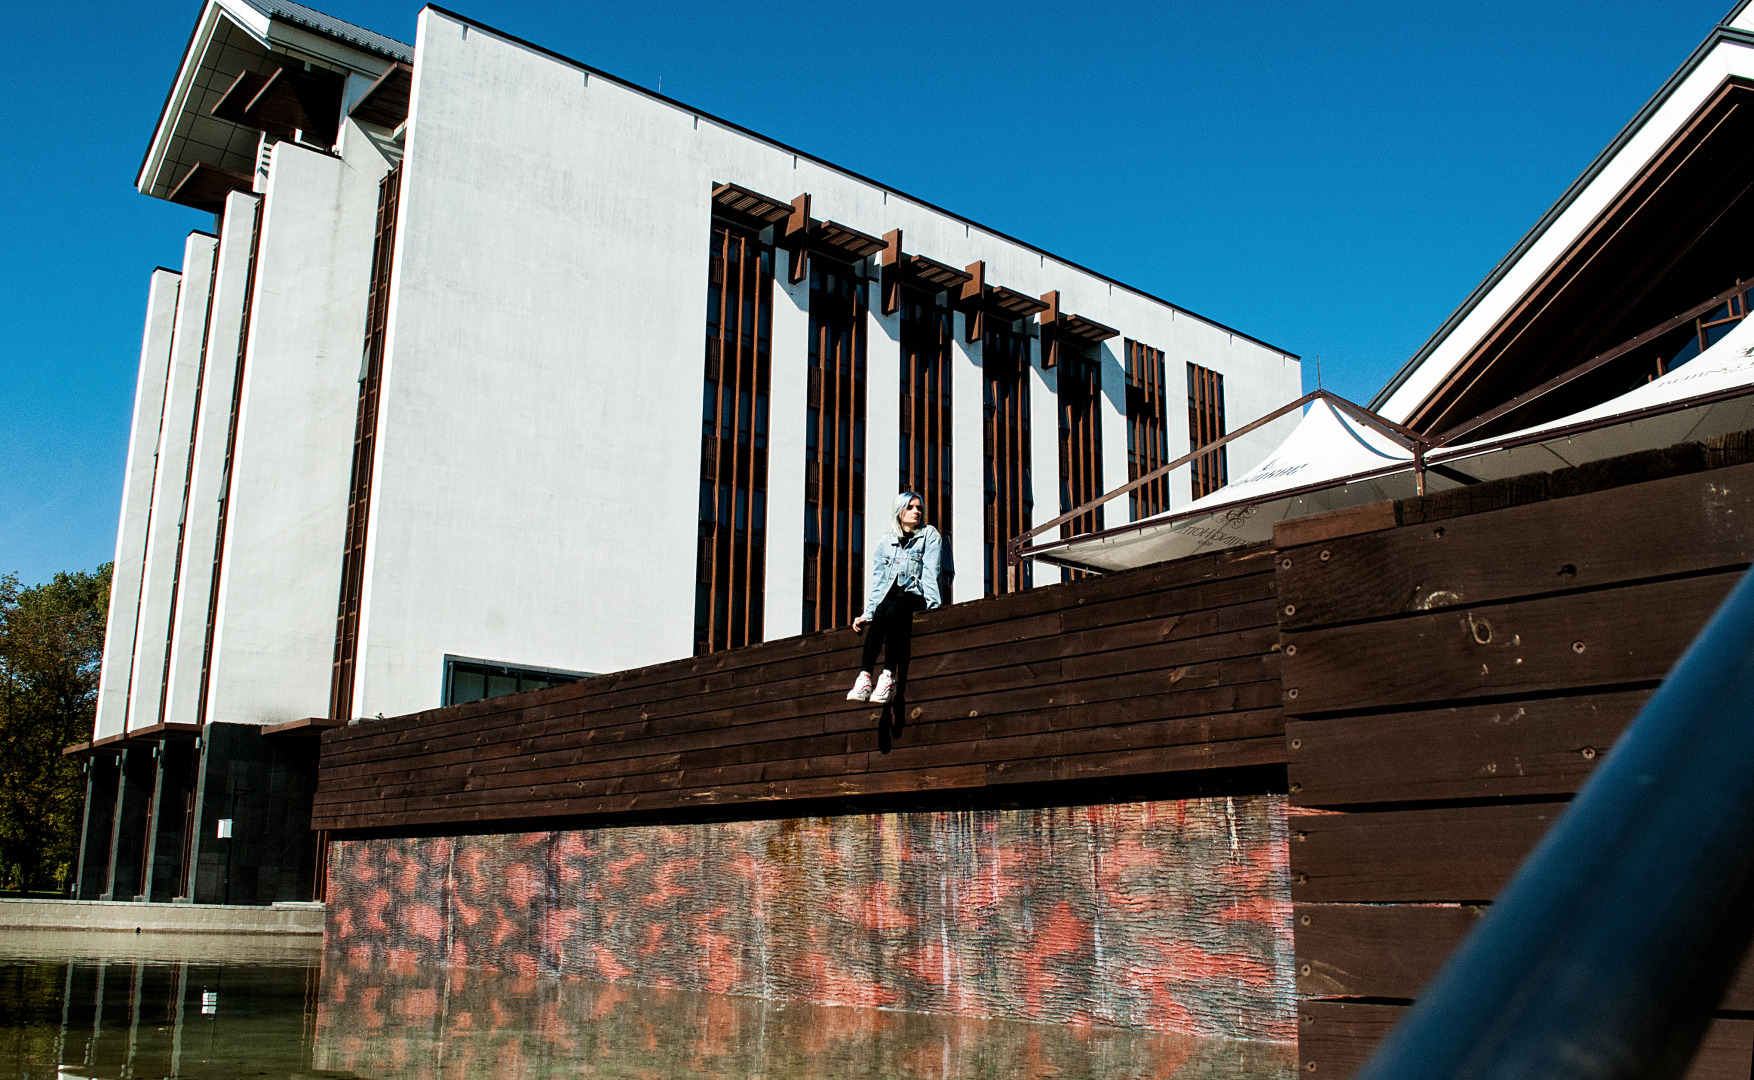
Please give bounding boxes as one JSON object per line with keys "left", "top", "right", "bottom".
{"left": 1433, "top": 314, "right": 1754, "bottom": 481}
{"left": 1032, "top": 397, "right": 1432, "bottom": 573}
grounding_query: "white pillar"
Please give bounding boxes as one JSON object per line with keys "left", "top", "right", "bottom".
{"left": 950, "top": 313, "right": 984, "bottom": 602}
{"left": 162, "top": 191, "right": 260, "bottom": 726}
{"left": 864, "top": 286, "right": 901, "bottom": 589}
{"left": 93, "top": 268, "right": 181, "bottom": 743}
{"left": 1027, "top": 332, "right": 1060, "bottom": 587}
{"left": 764, "top": 265, "right": 809, "bottom": 640}
{"left": 126, "top": 232, "right": 217, "bottom": 733}
{"left": 1098, "top": 338, "right": 1130, "bottom": 524}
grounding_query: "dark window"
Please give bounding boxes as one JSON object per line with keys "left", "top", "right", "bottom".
{"left": 899, "top": 287, "right": 954, "bottom": 600}
{"left": 1187, "top": 362, "right": 1228, "bottom": 499}
{"left": 330, "top": 162, "right": 401, "bottom": 718}
{"left": 803, "top": 259, "right": 868, "bottom": 631}
{"left": 443, "top": 657, "right": 588, "bottom": 707}
{"left": 695, "top": 221, "right": 773, "bottom": 655}
{"left": 983, "top": 323, "right": 1032, "bottom": 596}
{"left": 1125, "top": 340, "right": 1171, "bottom": 520}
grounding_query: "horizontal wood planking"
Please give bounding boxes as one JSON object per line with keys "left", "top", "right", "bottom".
{"left": 316, "top": 547, "right": 1287, "bottom": 831}
{"left": 1295, "top": 903, "right": 1754, "bottom": 1011}
{"left": 1298, "top": 1001, "right": 1754, "bottom": 1080}
{"left": 1291, "top": 802, "right": 1565, "bottom": 903}
{"left": 1286, "top": 691, "right": 1647, "bottom": 806}
{"left": 1279, "top": 571, "right": 1735, "bottom": 717}
{"left": 1277, "top": 462, "right": 1754, "bottom": 631}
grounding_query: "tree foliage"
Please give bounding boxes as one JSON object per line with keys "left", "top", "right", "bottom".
{"left": 0, "top": 565, "right": 109, "bottom": 892}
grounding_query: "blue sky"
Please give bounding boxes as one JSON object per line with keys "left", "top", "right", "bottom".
{"left": 0, "top": 0, "right": 1735, "bottom": 586}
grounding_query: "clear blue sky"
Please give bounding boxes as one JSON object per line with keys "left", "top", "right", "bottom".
{"left": 0, "top": 0, "right": 1735, "bottom": 586}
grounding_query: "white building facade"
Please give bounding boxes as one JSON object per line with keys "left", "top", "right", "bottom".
{"left": 76, "top": 0, "right": 1300, "bottom": 903}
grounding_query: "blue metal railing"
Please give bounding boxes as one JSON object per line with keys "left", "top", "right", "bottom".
{"left": 1354, "top": 565, "right": 1754, "bottom": 1080}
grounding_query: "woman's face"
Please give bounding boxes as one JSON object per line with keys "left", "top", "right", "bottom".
{"left": 901, "top": 498, "right": 923, "bottom": 530}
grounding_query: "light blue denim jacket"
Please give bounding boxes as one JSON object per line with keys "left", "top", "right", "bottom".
{"left": 862, "top": 526, "right": 943, "bottom": 619}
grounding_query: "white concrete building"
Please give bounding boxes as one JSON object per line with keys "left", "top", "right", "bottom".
{"left": 75, "top": 0, "right": 1301, "bottom": 903}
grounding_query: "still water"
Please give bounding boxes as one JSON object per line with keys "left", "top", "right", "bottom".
{"left": 0, "top": 932, "right": 1294, "bottom": 1079}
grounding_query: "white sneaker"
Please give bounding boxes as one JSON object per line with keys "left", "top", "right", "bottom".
{"left": 870, "top": 671, "right": 896, "bottom": 703}
{"left": 847, "top": 672, "right": 874, "bottom": 701}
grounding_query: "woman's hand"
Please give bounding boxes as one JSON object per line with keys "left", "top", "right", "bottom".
{"left": 852, "top": 615, "right": 870, "bottom": 634}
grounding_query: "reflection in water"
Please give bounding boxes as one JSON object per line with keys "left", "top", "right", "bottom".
{"left": 0, "top": 933, "right": 1293, "bottom": 1079}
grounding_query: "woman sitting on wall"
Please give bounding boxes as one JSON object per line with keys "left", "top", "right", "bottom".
{"left": 847, "top": 492, "right": 943, "bottom": 704}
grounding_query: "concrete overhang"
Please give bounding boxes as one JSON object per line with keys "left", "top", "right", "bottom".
{"left": 136, "top": 0, "right": 411, "bottom": 204}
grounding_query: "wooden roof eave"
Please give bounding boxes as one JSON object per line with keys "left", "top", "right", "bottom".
{"left": 711, "top": 182, "right": 794, "bottom": 229}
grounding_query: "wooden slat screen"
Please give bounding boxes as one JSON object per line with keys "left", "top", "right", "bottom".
{"left": 329, "top": 162, "right": 401, "bottom": 719}
{"left": 898, "top": 286, "right": 953, "bottom": 598}
{"left": 982, "top": 323, "right": 1032, "bottom": 595}
{"left": 1056, "top": 349, "right": 1103, "bottom": 582}
{"left": 1126, "top": 340, "right": 1170, "bottom": 519}
{"left": 694, "top": 221, "right": 774, "bottom": 654}
{"left": 802, "top": 259, "right": 866, "bottom": 632}
{"left": 1187, "top": 362, "right": 1227, "bottom": 499}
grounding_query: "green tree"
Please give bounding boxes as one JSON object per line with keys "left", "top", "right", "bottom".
{"left": 0, "top": 565, "right": 110, "bottom": 892}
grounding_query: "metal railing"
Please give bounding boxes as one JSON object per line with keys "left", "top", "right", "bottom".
{"left": 1355, "top": 563, "right": 1754, "bottom": 1080}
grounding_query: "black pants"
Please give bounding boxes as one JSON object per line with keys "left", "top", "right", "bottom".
{"left": 860, "top": 585, "right": 928, "bottom": 686}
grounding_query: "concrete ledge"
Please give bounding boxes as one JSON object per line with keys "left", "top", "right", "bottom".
{"left": 0, "top": 898, "right": 324, "bottom": 935}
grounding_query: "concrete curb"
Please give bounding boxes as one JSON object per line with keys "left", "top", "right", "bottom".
{"left": 0, "top": 898, "right": 324, "bottom": 935}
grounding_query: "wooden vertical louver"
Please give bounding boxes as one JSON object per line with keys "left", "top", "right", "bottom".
{"left": 1126, "top": 340, "right": 1170, "bottom": 519}
{"left": 694, "top": 221, "right": 774, "bottom": 655}
{"left": 1056, "top": 349, "right": 1103, "bottom": 581}
{"left": 982, "top": 323, "right": 1032, "bottom": 596}
{"left": 802, "top": 259, "right": 867, "bottom": 632}
{"left": 898, "top": 287, "right": 953, "bottom": 598}
{"left": 329, "top": 162, "right": 401, "bottom": 719}
{"left": 1187, "top": 361, "right": 1228, "bottom": 499}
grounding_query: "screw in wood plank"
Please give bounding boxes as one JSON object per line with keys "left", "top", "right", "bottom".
{"left": 1300, "top": 914, "right": 1311, "bottom": 926}
{"left": 1290, "top": 738, "right": 1302, "bottom": 750}
{"left": 1300, "top": 963, "right": 1312, "bottom": 976}
{"left": 1307, "top": 1061, "right": 1318, "bottom": 1071}
{"left": 1582, "top": 746, "right": 1597, "bottom": 760}
{"left": 1284, "top": 604, "right": 1297, "bottom": 616}
{"left": 1287, "top": 688, "right": 1299, "bottom": 699}
{"left": 1296, "top": 831, "right": 1308, "bottom": 842}
{"left": 1572, "top": 640, "right": 1586, "bottom": 653}
{"left": 1285, "top": 644, "right": 1298, "bottom": 656}
{"left": 1297, "top": 873, "right": 1308, "bottom": 883}
{"left": 1319, "top": 549, "right": 1331, "bottom": 561}
{"left": 1281, "top": 558, "right": 1293, "bottom": 570}
{"left": 1291, "top": 781, "right": 1303, "bottom": 793}
{"left": 1433, "top": 526, "right": 1445, "bottom": 538}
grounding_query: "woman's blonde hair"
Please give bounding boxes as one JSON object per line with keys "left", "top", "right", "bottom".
{"left": 891, "top": 491, "right": 923, "bottom": 537}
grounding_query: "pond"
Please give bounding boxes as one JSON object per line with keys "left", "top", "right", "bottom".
{"left": 0, "top": 932, "right": 1294, "bottom": 1079}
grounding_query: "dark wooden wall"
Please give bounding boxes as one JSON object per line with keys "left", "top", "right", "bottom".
{"left": 313, "top": 543, "right": 1285, "bottom": 833}
{"left": 1276, "top": 449, "right": 1754, "bottom": 1080}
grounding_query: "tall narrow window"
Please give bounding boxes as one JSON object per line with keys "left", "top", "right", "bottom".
{"left": 982, "top": 323, "right": 1032, "bottom": 595}
{"left": 1056, "top": 348, "right": 1103, "bottom": 581}
{"left": 898, "top": 287, "right": 953, "bottom": 599}
{"left": 1126, "top": 340, "right": 1170, "bottom": 519}
{"left": 330, "top": 162, "right": 401, "bottom": 718}
{"left": 1187, "top": 362, "right": 1228, "bottom": 499}
{"left": 802, "top": 259, "right": 866, "bottom": 632}
{"left": 695, "top": 221, "right": 773, "bottom": 655}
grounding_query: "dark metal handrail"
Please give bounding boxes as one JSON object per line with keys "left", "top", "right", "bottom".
{"left": 1354, "top": 564, "right": 1754, "bottom": 1080}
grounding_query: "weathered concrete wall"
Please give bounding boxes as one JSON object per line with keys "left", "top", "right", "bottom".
{"left": 325, "top": 794, "right": 1294, "bottom": 1042}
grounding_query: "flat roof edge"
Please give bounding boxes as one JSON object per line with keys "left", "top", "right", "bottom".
{"left": 419, "top": 4, "right": 1300, "bottom": 361}
{"left": 1370, "top": 24, "right": 1754, "bottom": 412}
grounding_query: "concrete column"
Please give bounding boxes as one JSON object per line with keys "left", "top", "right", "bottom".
{"left": 103, "top": 747, "right": 156, "bottom": 901}
{"left": 93, "top": 269, "right": 182, "bottom": 743}
{"left": 126, "top": 233, "right": 217, "bottom": 735}
{"left": 1097, "top": 338, "right": 1130, "bottom": 521}
{"left": 1027, "top": 333, "right": 1058, "bottom": 590}
{"left": 865, "top": 289, "right": 902, "bottom": 593}
{"left": 74, "top": 754, "right": 120, "bottom": 899}
{"left": 950, "top": 312, "right": 985, "bottom": 603}
{"left": 162, "top": 192, "right": 260, "bottom": 727}
{"left": 764, "top": 266, "right": 809, "bottom": 640}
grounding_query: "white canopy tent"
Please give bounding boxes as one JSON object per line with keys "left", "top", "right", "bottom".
{"left": 1026, "top": 396, "right": 1451, "bottom": 573}
{"left": 1027, "top": 314, "right": 1754, "bottom": 575}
